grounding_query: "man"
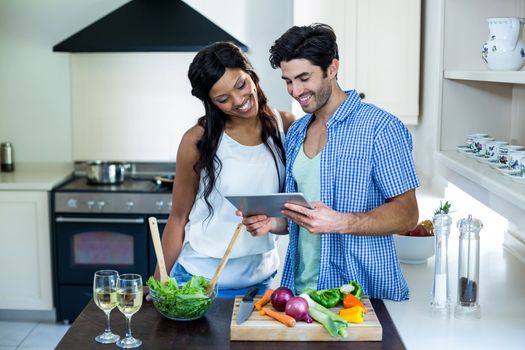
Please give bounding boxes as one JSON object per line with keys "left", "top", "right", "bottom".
{"left": 243, "top": 23, "right": 419, "bottom": 300}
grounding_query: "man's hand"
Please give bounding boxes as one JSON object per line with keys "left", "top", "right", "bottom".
{"left": 282, "top": 201, "right": 344, "bottom": 234}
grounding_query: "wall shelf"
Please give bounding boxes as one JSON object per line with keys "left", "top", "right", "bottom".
{"left": 436, "top": 151, "right": 525, "bottom": 225}
{"left": 444, "top": 70, "right": 525, "bottom": 85}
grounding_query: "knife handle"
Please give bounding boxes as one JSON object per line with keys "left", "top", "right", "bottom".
{"left": 242, "top": 286, "right": 259, "bottom": 302}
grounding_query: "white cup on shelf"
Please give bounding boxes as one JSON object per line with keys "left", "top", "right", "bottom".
{"left": 507, "top": 151, "right": 525, "bottom": 170}
{"left": 499, "top": 145, "right": 525, "bottom": 164}
{"left": 518, "top": 156, "right": 525, "bottom": 176}
{"left": 465, "top": 133, "right": 490, "bottom": 149}
{"left": 485, "top": 140, "right": 509, "bottom": 160}
{"left": 469, "top": 137, "right": 495, "bottom": 156}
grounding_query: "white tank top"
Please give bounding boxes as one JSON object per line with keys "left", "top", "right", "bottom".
{"left": 176, "top": 109, "right": 285, "bottom": 289}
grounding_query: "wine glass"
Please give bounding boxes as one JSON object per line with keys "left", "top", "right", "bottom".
{"left": 93, "top": 270, "right": 120, "bottom": 343}
{"left": 116, "top": 274, "right": 143, "bottom": 348}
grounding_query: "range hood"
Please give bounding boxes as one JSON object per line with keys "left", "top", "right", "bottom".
{"left": 53, "top": 0, "right": 247, "bottom": 52}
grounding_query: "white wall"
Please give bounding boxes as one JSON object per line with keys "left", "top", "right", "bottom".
{"left": 0, "top": 0, "right": 128, "bottom": 162}
{"left": 0, "top": 0, "right": 293, "bottom": 162}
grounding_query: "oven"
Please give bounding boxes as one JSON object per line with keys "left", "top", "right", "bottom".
{"left": 52, "top": 171, "right": 173, "bottom": 322}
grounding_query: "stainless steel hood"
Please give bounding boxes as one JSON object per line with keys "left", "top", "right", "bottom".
{"left": 53, "top": 0, "right": 247, "bottom": 52}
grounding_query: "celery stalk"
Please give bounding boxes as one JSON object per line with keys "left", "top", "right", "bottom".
{"left": 299, "top": 293, "right": 348, "bottom": 337}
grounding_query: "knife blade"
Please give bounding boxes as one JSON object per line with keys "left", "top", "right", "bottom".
{"left": 235, "top": 286, "right": 259, "bottom": 324}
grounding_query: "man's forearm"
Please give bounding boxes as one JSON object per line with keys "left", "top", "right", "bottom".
{"left": 337, "top": 190, "right": 418, "bottom": 235}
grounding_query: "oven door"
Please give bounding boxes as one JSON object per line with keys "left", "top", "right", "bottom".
{"left": 55, "top": 214, "right": 148, "bottom": 284}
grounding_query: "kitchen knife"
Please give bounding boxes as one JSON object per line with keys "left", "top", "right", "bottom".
{"left": 235, "top": 286, "right": 259, "bottom": 324}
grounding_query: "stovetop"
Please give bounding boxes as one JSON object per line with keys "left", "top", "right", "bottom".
{"left": 53, "top": 177, "right": 173, "bottom": 214}
{"left": 56, "top": 177, "right": 171, "bottom": 193}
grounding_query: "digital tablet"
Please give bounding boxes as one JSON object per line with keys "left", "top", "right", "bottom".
{"left": 225, "top": 192, "right": 313, "bottom": 217}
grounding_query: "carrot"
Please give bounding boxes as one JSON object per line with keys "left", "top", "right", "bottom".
{"left": 255, "top": 288, "right": 273, "bottom": 310}
{"left": 259, "top": 307, "right": 296, "bottom": 327}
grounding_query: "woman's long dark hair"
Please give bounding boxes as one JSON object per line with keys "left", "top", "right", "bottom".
{"left": 188, "top": 42, "right": 285, "bottom": 219}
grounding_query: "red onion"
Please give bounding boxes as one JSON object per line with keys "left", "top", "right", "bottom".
{"left": 285, "top": 296, "right": 313, "bottom": 323}
{"left": 271, "top": 287, "right": 294, "bottom": 311}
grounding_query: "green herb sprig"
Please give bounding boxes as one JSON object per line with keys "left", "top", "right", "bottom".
{"left": 434, "top": 200, "right": 452, "bottom": 215}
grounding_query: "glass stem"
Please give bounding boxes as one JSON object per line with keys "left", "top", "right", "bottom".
{"left": 125, "top": 315, "right": 133, "bottom": 339}
{"left": 105, "top": 311, "right": 112, "bottom": 334}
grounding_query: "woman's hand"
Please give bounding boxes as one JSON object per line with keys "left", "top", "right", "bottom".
{"left": 236, "top": 210, "right": 272, "bottom": 236}
{"left": 236, "top": 210, "right": 288, "bottom": 236}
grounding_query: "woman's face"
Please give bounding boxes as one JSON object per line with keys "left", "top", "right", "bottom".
{"left": 208, "top": 68, "right": 259, "bottom": 120}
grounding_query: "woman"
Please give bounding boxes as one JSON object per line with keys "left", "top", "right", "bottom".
{"left": 155, "top": 42, "right": 295, "bottom": 297}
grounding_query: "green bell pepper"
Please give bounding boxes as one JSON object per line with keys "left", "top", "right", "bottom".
{"left": 340, "top": 281, "right": 363, "bottom": 301}
{"left": 304, "top": 287, "right": 342, "bottom": 308}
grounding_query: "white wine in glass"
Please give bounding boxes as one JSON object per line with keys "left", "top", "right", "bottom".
{"left": 93, "top": 270, "right": 120, "bottom": 344}
{"left": 116, "top": 274, "right": 143, "bottom": 349}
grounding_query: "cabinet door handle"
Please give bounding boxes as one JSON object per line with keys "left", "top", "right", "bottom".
{"left": 359, "top": 92, "right": 366, "bottom": 99}
{"left": 55, "top": 217, "right": 145, "bottom": 224}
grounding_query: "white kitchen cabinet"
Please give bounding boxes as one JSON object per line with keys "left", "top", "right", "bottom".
{"left": 293, "top": 0, "right": 421, "bottom": 124}
{"left": 435, "top": 0, "right": 525, "bottom": 261}
{"left": 0, "top": 191, "right": 53, "bottom": 310}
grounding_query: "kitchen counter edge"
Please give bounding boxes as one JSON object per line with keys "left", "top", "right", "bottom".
{"left": 0, "top": 162, "right": 73, "bottom": 191}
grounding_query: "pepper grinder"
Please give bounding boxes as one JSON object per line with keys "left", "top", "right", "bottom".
{"left": 0, "top": 142, "right": 14, "bottom": 172}
{"left": 430, "top": 213, "right": 452, "bottom": 315}
{"left": 455, "top": 214, "right": 482, "bottom": 319}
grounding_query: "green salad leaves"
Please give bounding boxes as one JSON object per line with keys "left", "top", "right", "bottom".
{"left": 147, "top": 275, "right": 214, "bottom": 320}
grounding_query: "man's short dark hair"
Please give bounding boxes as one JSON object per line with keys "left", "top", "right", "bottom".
{"left": 269, "top": 23, "right": 338, "bottom": 72}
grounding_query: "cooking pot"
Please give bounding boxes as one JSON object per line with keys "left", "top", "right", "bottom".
{"left": 86, "top": 161, "right": 130, "bottom": 184}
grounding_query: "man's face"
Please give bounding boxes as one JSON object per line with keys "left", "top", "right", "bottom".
{"left": 279, "top": 58, "right": 333, "bottom": 114}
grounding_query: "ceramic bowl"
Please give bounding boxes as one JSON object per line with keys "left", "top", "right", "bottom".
{"left": 149, "top": 275, "right": 217, "bottom": 321}
{"left": 393, "top": 234, "right": 435, "bottom": 264}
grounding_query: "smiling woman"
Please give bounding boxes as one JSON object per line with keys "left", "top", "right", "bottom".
{"left": 155, "top": 41, "right": 295, "bottom": 298}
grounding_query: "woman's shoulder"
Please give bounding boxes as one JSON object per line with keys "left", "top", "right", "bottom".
{"left": 176, "top": 124, "right": 205, "bottom": 156}
{"left": 184, "top": 123, "right": 205, "bottom": 143}
{"left": 273, "top": 109, "right": 296, "bottom": 133}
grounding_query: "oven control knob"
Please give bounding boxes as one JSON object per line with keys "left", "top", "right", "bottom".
{"left": 97, "top": 201, "right": 106, "bottom": 211}
{"left": 126, "top": 201, "right": 134, "bottom": 211}
{"left": 155, "top": 200, "right": 164, "bottom": 211}
{"left": 86, "top": 200, "right": 95, "bottom": 211}
{"left": 167, "top": 201, "right": 173, "bottom": 210}
{"left": 67, "top": 198, "right": 78, "bottom": 209}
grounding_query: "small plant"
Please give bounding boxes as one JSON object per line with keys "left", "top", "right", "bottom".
{"left": 434, "top": 200, "right": 452, "bottom": 215}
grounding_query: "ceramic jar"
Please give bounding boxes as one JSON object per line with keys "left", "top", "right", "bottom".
{"left": 482, "top": 17, "right": 525, "bottom": 70}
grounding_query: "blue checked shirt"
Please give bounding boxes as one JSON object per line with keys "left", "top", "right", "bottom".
{"left": 281, "top": 90, "right": 419, "bottom": 301}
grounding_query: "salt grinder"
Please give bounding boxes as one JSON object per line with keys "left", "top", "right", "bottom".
{"left": 455, "top": 214, "right": 482, "bottom": 319}
{"left": 430, "top": 213, "right": 452, "bottom": 315}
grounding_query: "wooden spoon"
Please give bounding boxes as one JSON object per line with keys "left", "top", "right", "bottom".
{"left": 206, "top": 223, "right": 245, "bottom": 294}
{"left": 148, "top": 216, "right": 169, "bottom": 284}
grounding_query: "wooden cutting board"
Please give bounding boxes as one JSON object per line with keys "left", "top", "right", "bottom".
{"left": 230, "top": 296, "right": 382, "bottom": 341}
